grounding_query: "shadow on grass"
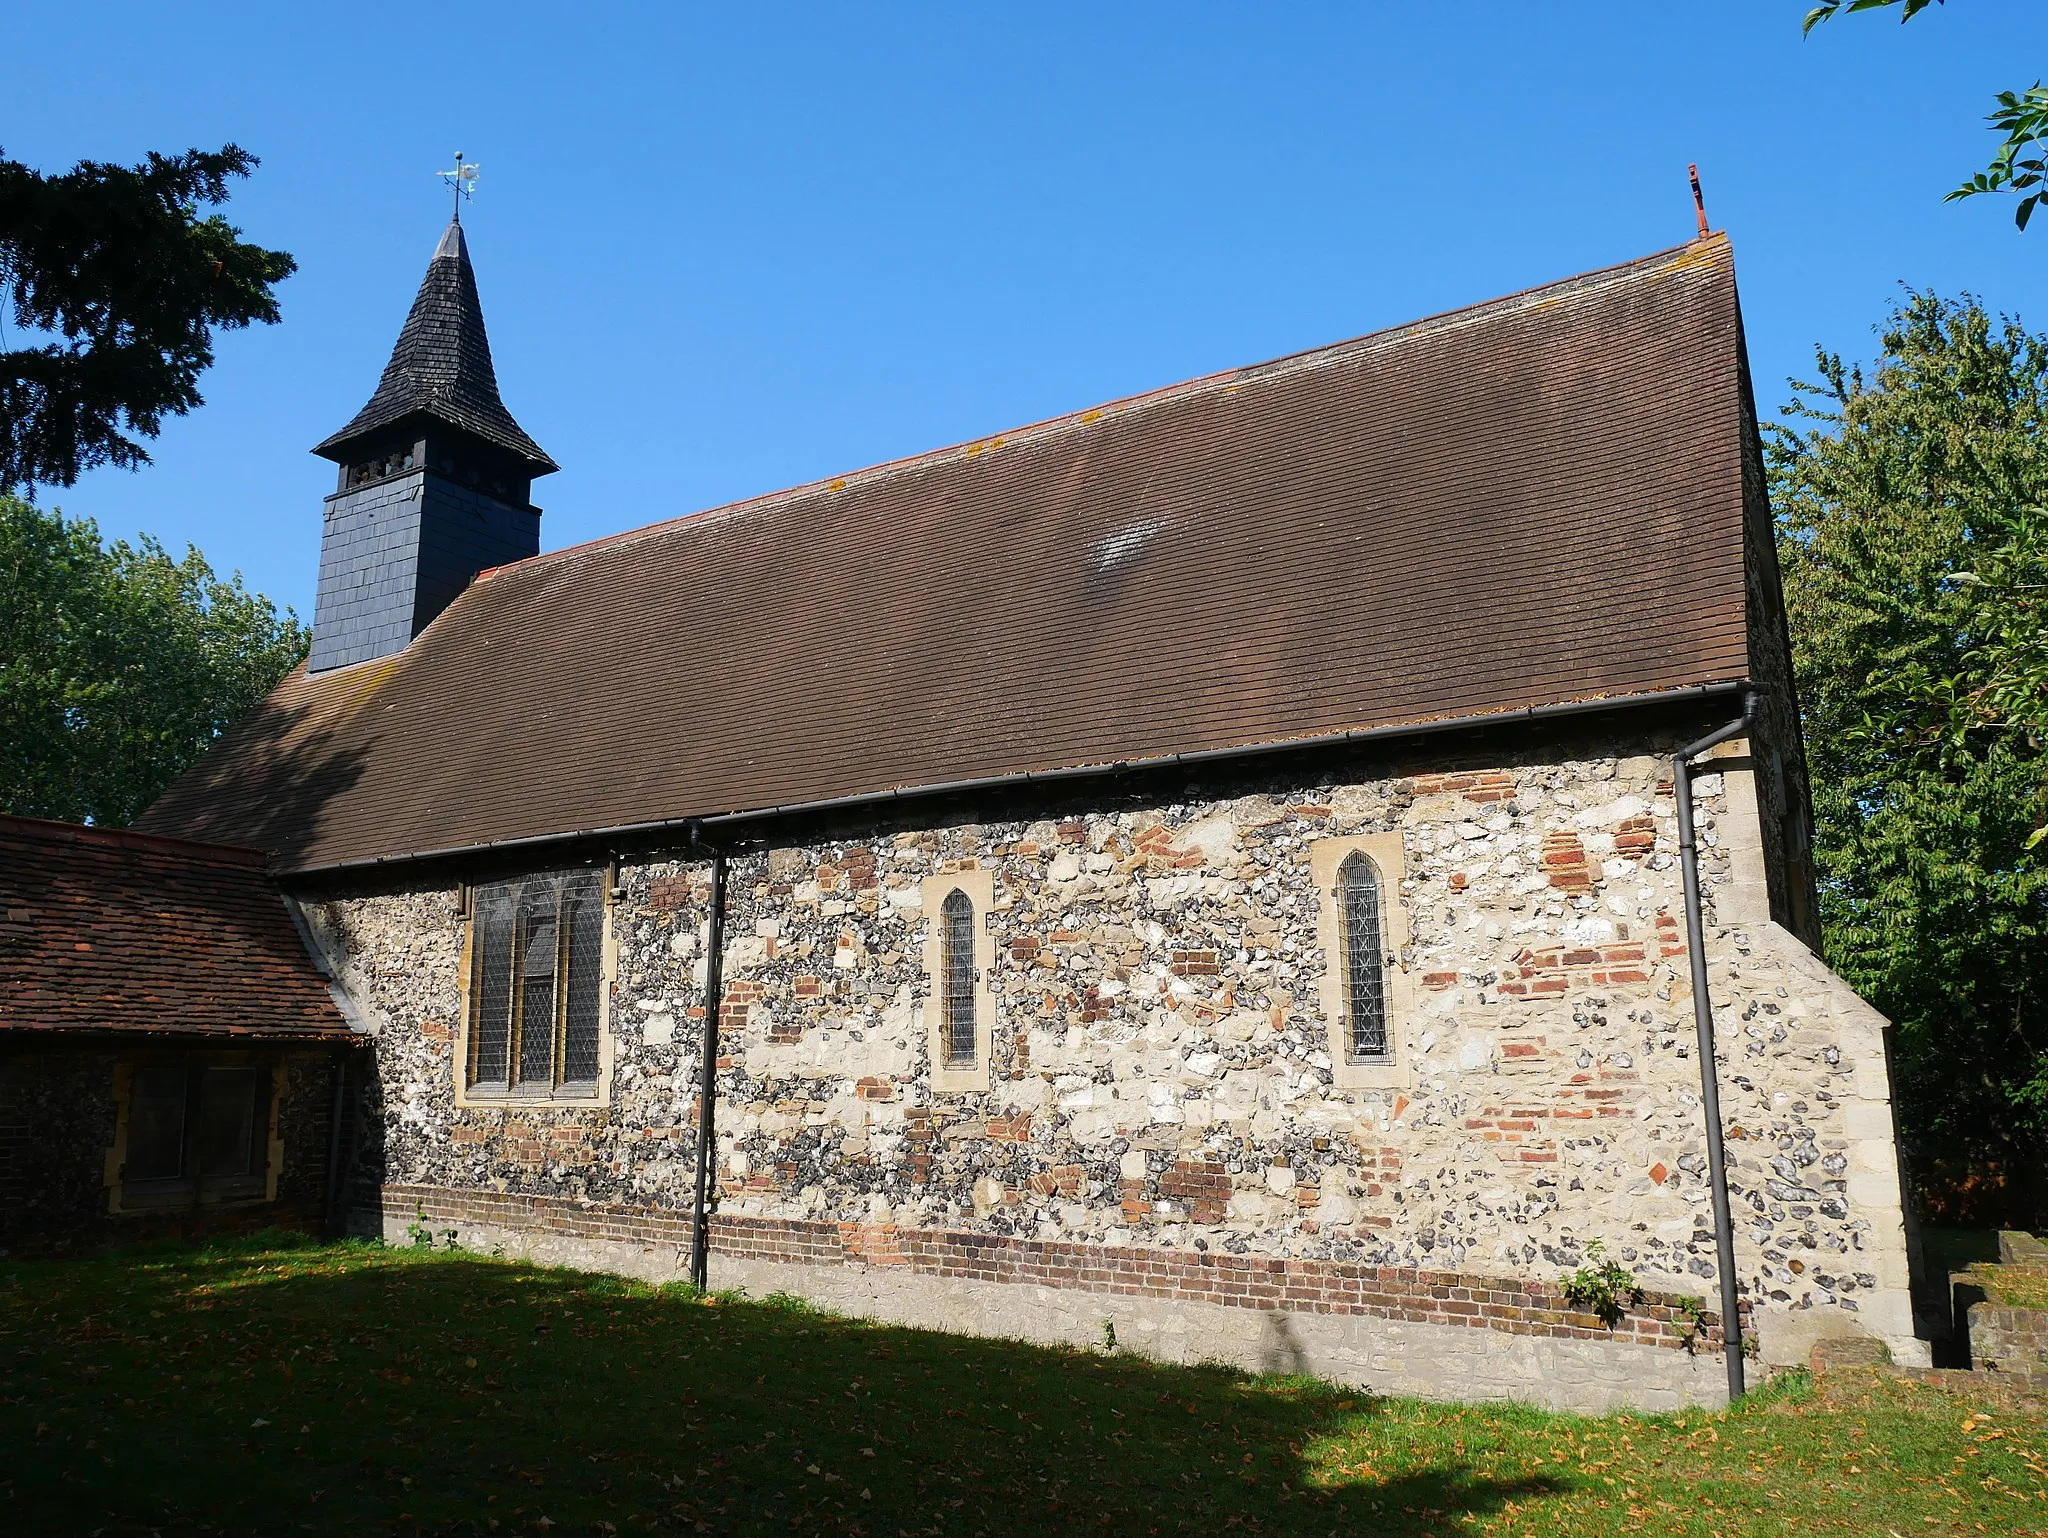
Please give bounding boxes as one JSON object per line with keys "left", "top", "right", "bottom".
{"left": 1, "top": 1239, "right": 1565, "bottom": 1536}
{"left": 1917, "top": 1225, "right": 2001, "bottom": 1276}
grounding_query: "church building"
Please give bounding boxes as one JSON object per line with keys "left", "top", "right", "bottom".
{"left": 131, "top": 218, "right": 1926, "bottom": 1409}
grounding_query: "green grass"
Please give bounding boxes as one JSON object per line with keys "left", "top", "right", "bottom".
{"left": 1928, "top": 1226, "right": 2048, "bottom": 1307}
{"left": 3, "top": 1235, "right": 2046, "bottom": 1536}
{"left": 1973, "top": 1265, "right": 2048, "bottom": 1311}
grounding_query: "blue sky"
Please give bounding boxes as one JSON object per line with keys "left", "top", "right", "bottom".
{"left": 10, "top": 1, "right": 2043, "bottom": 619}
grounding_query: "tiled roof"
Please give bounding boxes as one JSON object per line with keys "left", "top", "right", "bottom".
{"left": 143, "top": 237, "right": 1758, "bottom": 873}
{"left": 312, "top": 221, "right": 557, "bottom": 474}
{"left": 0, "top": 817, "right": 354, "bottom": 1040}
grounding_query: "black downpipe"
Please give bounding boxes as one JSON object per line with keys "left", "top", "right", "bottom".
{"left": 688, "top": 830, "right": 730, "bottom": 1289}
{"left": 1675, "top": 694, "right": 1754, "bottom": 1402}
{"left": 323, "top": 1051, "right": 350, "bottom": 1237}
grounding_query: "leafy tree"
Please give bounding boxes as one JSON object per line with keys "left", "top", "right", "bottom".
{"left": 0, "top": 496, "right": 307, "bottom": 826}
{"left": 0, "top": 146, "right": 295, "bottom": 493}
{"left": 1804, "top": 0, "right": 2048, "bottom": 230}
{"left": 1769, "top": 292, "right": 2048, "bottom": 1223}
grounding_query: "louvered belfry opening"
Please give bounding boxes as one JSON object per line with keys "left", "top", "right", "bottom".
{"left": 1339, "top": 852, "right": 1389, "bottom": 1061}
{"left": 468, "top": 870, "right": 605, "bottom": 1096}
{"left": 940, "top": 887, "right": 977, "bottom": 1067}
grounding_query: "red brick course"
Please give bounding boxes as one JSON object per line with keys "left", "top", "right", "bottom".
{"left": 1157, "top": 1156, "right": 1231, "bottom": 1224}
{"left": 1493, "top": 921, "right": 1687, "bottom": 998}
{"left": 1539, "top": 831, "right": 1595, "bottom": 895}
{"left": 378, "top": 1182, "right": 1737, "bottom": 1353}
{"left": 1408, "top": 770, "right": 1516, "bottom": 804}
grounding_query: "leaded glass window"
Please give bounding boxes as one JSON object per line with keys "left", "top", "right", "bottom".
{"left": 940, "top": 887, "right": 977, "bottom": 1067}
{"left": 125, "top": 1065, "right": 191, "bottom": 1183}
{"left": 1339, "top": 852, "right": 1390, "bottom": 1061}
{"left": 119, "top": 1059, "right": 271, "bottom": 1208}
{"left": 468, "top": 869, "right": 607, "bottom": 1096}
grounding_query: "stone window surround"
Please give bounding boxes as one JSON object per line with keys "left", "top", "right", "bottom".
{"left": 103, "top": 1051, "right": 285, "bottom": 1215}
{"left": 1310, "top": 831, "right": 1413, "bottom": 1089}
{"left": 921, "top": 866, "right": 996, "bottom": 1093}
{"left": 452, "top": 873, "right": 619, "bottom": 1110}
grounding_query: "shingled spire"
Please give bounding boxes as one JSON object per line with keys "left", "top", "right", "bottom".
{"left": 313, "top": 221, "right": 556, "bottom": 475}
{"left": 306, "top": 222, "right": 556, "bottom": 673}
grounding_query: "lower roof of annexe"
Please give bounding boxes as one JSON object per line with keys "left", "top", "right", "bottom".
{"left": 0, "top": 816, "right": 356, "bottom": 1041}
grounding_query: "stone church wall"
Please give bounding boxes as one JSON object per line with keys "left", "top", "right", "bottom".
{"left": 303, "top": 730, "right": 1921, "bottom": 1409}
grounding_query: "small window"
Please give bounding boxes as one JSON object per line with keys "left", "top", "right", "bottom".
{"left": 922, "top": 868, "right": 995, "bottom": 1091}
{"left": 125, "top": 1066, "right": 191, "bottom": 1182}
{"left": 117, "top": 1059, "right": 271, "bottom": 1209}
{"left": 1338, "top": 852, "right": 1389, "bottom": 1061}
{"left": 940, "top": 888, "right": 978, "bottom": 1068}
{"left": 1311, "top": 832, "right": 1409, "bottom": 1088}
{"left": 467, "top": 869, "right": 607, "bottom": 1099}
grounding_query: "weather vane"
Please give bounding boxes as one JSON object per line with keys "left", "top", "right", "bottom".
{"left": 437, "top": 150, "right": 480, "bottom": 222}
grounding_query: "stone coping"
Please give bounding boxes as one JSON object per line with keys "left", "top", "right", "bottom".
{"left": 377, "top": 1182, "right": 1739, "bottom": 1353}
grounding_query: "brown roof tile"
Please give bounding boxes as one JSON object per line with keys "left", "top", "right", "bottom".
{"left": 0, "top": 817, "right": 354, "bottom": 1040}
{"left": 140, "top": 237, "right": 1756, "bottom": 872}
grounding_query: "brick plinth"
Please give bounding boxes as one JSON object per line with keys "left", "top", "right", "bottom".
{"left": 376, "top": 1182, "right": 1739, "bottom": 1353}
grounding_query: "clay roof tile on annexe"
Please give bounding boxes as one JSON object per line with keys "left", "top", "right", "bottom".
{"left": 140, "top": 236, "right": 1757, "bottom": 873}
{"left": 0, "top": 816, "right": 354, "bottom": 1040}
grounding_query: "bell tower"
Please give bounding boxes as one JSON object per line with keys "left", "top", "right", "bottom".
{"left": 306, "top": 220, "right": 557, "bottom": 672}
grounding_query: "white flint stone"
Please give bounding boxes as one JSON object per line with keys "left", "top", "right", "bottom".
{"left": 309, "top": 744, "right": 1921, "bottom": 1382}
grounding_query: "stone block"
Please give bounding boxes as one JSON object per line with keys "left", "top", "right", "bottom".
{"left": 1842, "top": 1102, "right": 1896, "bottom": 1141}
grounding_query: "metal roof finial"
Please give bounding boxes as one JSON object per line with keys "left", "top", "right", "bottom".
{"left": 438, "top": 150, "right": 481, "bottom": 223}
{"left": 1689, "top": 163, "right": 1710, "bottom": 240}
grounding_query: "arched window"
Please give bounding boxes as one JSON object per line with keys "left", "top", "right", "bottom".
{"left": 1339, "top": 852, "right": 1389, "bottom": 1061}
{"left": 467, "top": 868, "right": 607, "bottom": 1098}
{"left": 940, "top": 887, "right": 978, "bottom": 1067}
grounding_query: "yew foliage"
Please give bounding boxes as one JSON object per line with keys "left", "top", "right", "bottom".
{"left": 0, "top": 145, "right": 294, "bottom": 493}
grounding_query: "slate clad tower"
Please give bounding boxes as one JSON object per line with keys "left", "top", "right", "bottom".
{"left": 307, "top": 221, "right": 557, "bottom": 672}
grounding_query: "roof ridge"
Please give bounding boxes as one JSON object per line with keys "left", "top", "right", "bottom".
{"left": 0, "top": 813, "right": 269, "bottom": 868}
{"left": 143, "top": 219, "right": 1754, "bottom": 870}
{"left": 480, "top": 235, "right": 1730, "bottom": 582}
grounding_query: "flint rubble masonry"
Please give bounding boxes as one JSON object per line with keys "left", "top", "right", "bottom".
{"left": 306, "top": 732, "right": 1924, "bottom": 1405}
